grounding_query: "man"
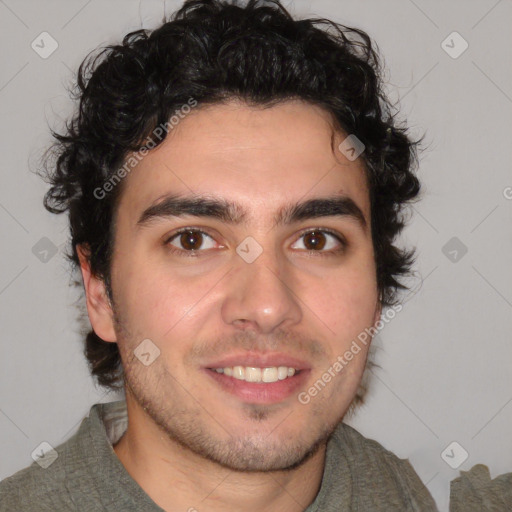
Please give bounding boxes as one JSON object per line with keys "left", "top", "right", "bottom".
{"left": 0, "top": 0, "right": 439, "bottom": 510}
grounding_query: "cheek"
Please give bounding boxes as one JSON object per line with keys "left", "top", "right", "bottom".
{"left": 314, "top": 269, "right": 378, "bottom": 342}
{"left": 114, "top": 260, "right": 220, "bottom": 340}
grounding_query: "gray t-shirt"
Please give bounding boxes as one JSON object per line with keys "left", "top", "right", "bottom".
{"left": 0, "top": 399, "right": 438, "bottom": 511}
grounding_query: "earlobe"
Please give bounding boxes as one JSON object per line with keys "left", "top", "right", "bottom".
{"left": 77, "top": 244, "right": 117, "bottom": 343}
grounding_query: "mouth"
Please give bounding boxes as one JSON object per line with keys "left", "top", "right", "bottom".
{"left": 207, "top": 365, "right": 302, "bottom": 383}
{"left": 201, "top": 352, "right": 312, "bottom": 404}
{"left": 203, "top": 365, "right": 310, "bottom": 404}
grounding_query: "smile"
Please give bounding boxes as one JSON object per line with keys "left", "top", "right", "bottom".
{"left": 204, "top": 367, "right": 310, "bottom": 404}
{"left": 209, "top": 366, "right": 299, "bottom": 383}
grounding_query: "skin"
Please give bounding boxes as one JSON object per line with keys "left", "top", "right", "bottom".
{"left": 78, "top": 99, "right": 382, "bottom": 512}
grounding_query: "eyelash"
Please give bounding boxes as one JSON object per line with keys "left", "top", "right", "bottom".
{"left": 163, "top": 227, "right": 347, "bottom": 258}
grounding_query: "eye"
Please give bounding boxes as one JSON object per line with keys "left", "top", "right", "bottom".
{"left": 164, "top": 227, "right": 347, "bottom": 258}
{"left": 165, "top": 228, "right": 218, "bottom": 256}
{"left": 291, "top": 229, "right": 346, "bottom": 256}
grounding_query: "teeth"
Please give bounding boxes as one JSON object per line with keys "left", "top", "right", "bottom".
{"left": 245, "top": 367, "right": 261, "bottom": 382}
{"left": 212, "top": 366, "right": 297, "bottom": 383}
{"left": 278, "top": 366, "right": 289, "bottom": 380}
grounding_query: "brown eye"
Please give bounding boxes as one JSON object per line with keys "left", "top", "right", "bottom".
{"left": 291, "top": 229, "right": 346, "bottom": 256}
{"left": 179, "top": 230, "right": 203, "bottom": 250}
{"left": 302, "top": 230, "right": 327, "bottom": 251}
{"left": 166, "top": 229, "right": 217, "bottom": 253}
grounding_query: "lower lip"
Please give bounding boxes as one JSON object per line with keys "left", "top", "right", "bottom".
{"left": 203, "top": 368, "right": 311, "bottom": 404}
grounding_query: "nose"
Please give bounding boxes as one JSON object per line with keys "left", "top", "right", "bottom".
{"left": 221, "top": 245, "right": 302, "bottom": 335}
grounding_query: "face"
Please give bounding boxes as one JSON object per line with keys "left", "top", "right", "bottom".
{"left": 85, "top": 99, "right": 381, "bottom": 472}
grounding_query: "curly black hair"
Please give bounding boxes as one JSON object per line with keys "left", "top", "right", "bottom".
{"left": 42, "top": 0, "right": 423, "bottom": 392}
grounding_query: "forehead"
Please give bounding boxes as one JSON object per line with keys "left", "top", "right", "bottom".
{"left": 116, "top": 99, "right": 371, "bottom": 226}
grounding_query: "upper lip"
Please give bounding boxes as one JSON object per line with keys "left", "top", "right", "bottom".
{"left": 204, "top": 352, "right": 311, "bottom": 370}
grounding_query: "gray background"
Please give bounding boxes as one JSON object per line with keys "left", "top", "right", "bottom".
{"left": 0, "top": 1, "right": 511, "bottom": 510}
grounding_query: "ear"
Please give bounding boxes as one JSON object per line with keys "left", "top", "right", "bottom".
{"left": 77, "top": 244, "right": 117, "bottom": 343}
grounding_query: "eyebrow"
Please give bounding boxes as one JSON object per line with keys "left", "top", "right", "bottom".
{"left": 137, "top": 193, "right": 367, "bottom": 232}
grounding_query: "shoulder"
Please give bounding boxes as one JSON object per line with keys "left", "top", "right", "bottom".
{"left": 334, "top": 422, "right": 414, "bottom": 467}
{"left": 0, "top": 462, "right": 70, "bottom": 511}
{"left": 0, "top": 418, "right": 91, "bottom": 511}
{"left": 329, "top": 423, "right": 439, "bottom": 511}
{"left": 450, "top": 464, "right": 512, "bottom": 510}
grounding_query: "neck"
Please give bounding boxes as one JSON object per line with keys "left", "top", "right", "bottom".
{"left": 113, "top": 399, "right": 327, "bottom": 512}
